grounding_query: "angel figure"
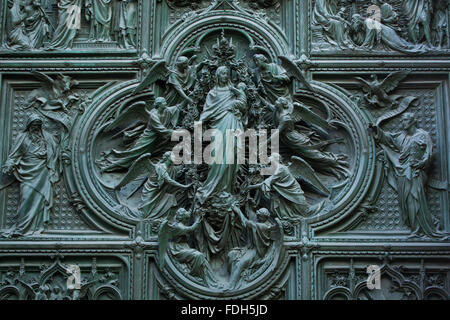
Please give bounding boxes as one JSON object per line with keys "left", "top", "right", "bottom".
{"left": 355, "top": 71, "right": 410, "bottom": 109}
{"left": 158, "top": 208, "right": 218, "bottom": 288}
{"left": 99, "top": 97, "right": 181, "bottom": 173}
{"left": 227, "top": 207, "right": 283, "bottom": 290}
{"left": 253, "top": 54, "right": 312, "bottom": 105}
{"left": 249, "top": 153, "right": 325, "bottom": 222}
{"left": 134, "top": 55, "right": 205, "bottom": 107}
{"left": 27, "top": 71, "right": 80, "bottom": 112}
{"left": 24, "top": 71, "right": 81, "bottom": 162}
{"left": 115, "top": 151, "right": 191, "bottom": 220}
{"left": 265, "top": 97, "right": 348, "bottom": 179}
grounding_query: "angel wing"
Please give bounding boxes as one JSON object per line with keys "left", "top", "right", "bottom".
{"left": 133, "top": 61, "right": 169, "bottom": 94}
{"left": 354, "top": 77, "right": 372, "bottom": 93}
{"left": 288, "top": 156, "right": 330, "bottom": 195}
{"left": 158, "top": 218, "right": 174, "bottom": 269}
{"left": 291, "top": 102, "right": 334, "bottom": 130}
{"left": 380, "top": 71, "right": 410, "bottom": 94}
{"left": 103, "top": 101, "right": 148, "bottom": 133}
{"left": 31, "top": 70, "right": 54, "bottom": 87}
{"left": 28, "top": 71, "right": 55, "bottom": 101}
{"left": 115, "top": 153, "right": 156, "bottom": 189}
{"left": 278, "top": 55, "right": 314, "bottom": 91}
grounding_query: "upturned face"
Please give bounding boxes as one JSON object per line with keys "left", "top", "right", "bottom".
{"left": 177, "top": 60, "right": 188, "bottom": 70}
{"left": 217, "top": 68, "right": 229, "bottom": 83}
{"left": 156, "top": 99, "right": 168, "bottom": 109}
{"left": 256, "top": 210, "right": 269, "bottom": 222}
{"left": 401, "top": 116, "right": 415, "bottom": 130}
{"left": 275, "top": 98, "right": 287, "bottom": 110}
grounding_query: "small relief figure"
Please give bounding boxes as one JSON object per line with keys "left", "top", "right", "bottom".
{"left": 370, "top": 0, "right": 401, "bottom": 31}
{"left": 369, "top": 113, "right": 446, "bottom": 238}
{"left": 312, "top": 0, "right": 354, "bottom": 49}
{"left": 115, "top": 151, "right": 192, "bottom": 220}
{"left": 355, "top": 71, "right": 410, "bottom": 109}
{"left": 253, "top": 54, "right": 291, "bottom": 104}
{"left": 99, "top": 97, "right": 181, "bottom": 173}
{"left": 432, "top": 0, "right": 449, "bottom": 49}
{"left": 48, "top": 0, "right": 83, "bottom": 50}
{"left": 34, "top": 285, "right": 50, "bottom": 300}
{"left": 402, "top": 0, "right": 433, "bottom": 46}
{"left": 158, "top": 208, "right": 219, "bottom": 288}
{"left": 113, "top": 0, "right": 138, "bottom": 49}
{"left": 134, "top": 55, "right": 205, "bottom": 108}
{"left": 227, "top": 208, "right": 283, "bottom": 290}
{"left": 252, "top": 54, "right": 313, "bottom": 123}
{"left": 195, "top": 67, "right": 247, "bottom": 204}
{"left": 85, "top": 0, "right": 113, "bottom": 42}
{"left": 1, "top": 115, "right": 60, "bottom": 237}
{"left": 264, "top": 97, "right": 348, "bottom": 179}
{"left": 6, "top": 0, "right": 51, "bottom": 50}
{"left": 349, "top": 13, "right": 429, "bottom": 54}
{"left": 249, "top": 153, "right": 324, "bottom": 222}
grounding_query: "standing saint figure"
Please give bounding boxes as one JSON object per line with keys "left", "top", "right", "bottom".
{"left": 85, "top": 0, "right": 113, "bottom": 42}
{"left": 113, "top": 0, "right": 137, "bottom": 49}
{"left": 196, "top": 66, "right": 247, "bottom": 204}
{"left": 402, "top": 0, "right": 433, "bottom": 45}
{"left": 48, "top": 0, "right": 83, "bottom": 50}
{"left": 370, "top": 113, "right": 445, "bottom": 238}
{"left": 1, "top": 115, "right": 60, "bottom": 237}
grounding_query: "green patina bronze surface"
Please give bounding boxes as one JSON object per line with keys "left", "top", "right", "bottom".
{"left": 0, "top": 0, "right": 448, "bottom": 300}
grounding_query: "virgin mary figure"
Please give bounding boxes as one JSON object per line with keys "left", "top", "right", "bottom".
{"left": 196, "top": 66, "right": 247, "bottom": 204}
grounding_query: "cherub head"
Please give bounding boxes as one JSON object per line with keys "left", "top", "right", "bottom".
{"left": 175, "top": 208, "right": 190, "bottom": 223}
{"left": 253, "top": 54, "right": 268, "bottom": 68}
{"left": 176, "top": 56, "right": 189, "bottom": 70}
{"left": 161, "top": 151, "right": 176, "bottom": 166}
{"left": 154, "top": 97, "right": 168, "bottom": 110}
{"left": 275, "top": 97, "right": 290, "bottom": 111}
{"left": 256, "top": 208, "right": 271, "bottom": 222}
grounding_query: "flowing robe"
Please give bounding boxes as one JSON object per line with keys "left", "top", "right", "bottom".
{"left": 358, "top": 18, "right": 428, "bottom": 54}
{"left": 103, "top": 106, "right": 180, "bottom": 172}
{"left": 278, "top": 113, "right": 340, "bottom": 170}
{"left": 49, "top": 0, "right": 83, "bottom": 49}
{"left": 166, "top": 221, "right": 216, "bottom": 286}
{"left": 263, "top": 164, "right": 313, "bottom": 221}
{"left": 90, "top": 0, "right": 113, "bottom": 41}
{"left": 7, "top": 1, "right": 49, "bottom": 49}
{"left": 113, "top": 0, "right": 137, "bottom": 47}
{"left": 140, "top": 163, "right": 178, "bottom": 219}
{"left": 402, "top": 0, "right": 432, "bottom": 43}
{"left": 259, "top": 63, "right": 290, "bottom": 105}
{"left": 375, "top": 128, "right": 441, "bottom": 237}
{"left": 312, "top": 0, "right": 351, "bottom": 48}
{"left": 5, "top": 131, "right": 59, "bottom": 235}
{"left": 165, "top": 65, "right": 197, "bottom": 106}
{"left": 196, "top": 86, "right": 245, "bottom": 203}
